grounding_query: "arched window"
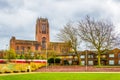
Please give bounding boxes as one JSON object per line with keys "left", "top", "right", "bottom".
{"left": 42, "top": 37, "right": 46, "bottom": 48}
{"left": 35, "top": 44, "right": 39, "bottom": 50}
{"left": 16, "top": 46, "right": 19, "bottom": 50}
{"left": 42, "top": 24, "right": 46, "bottom": 34}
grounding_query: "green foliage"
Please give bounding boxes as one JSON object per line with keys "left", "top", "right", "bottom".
{"left": 35, "top": 55, "right": 41, "bottom": 59}
{"left": 20, "top": 54, "right": 25, "bottom": 59}
{"left": 48, "top": 58, "right": 54, "bottom": 64}
{"left": 55, "top": 58, "right": 61, "bottom": 63}
{"left": 24, "top": 50, "right": 34, "bottom": 61}
{"left": 4, "top": 49, "right": 16, "bottom": 61}
{"left": 48, "top": 58, "right": 61, "bottom": 64}
{"left": 16, "top": 55, "right": 20, "bottom": 59}
{"left": 63, "top": 60, "right": 69, "bottom": 65}
{"left": 8, "top": 49, "right": 16, "bottom": 59}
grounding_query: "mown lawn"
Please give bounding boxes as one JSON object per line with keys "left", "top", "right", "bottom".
{"left": 0, "top": 72, "right": 120, "bottom": 80}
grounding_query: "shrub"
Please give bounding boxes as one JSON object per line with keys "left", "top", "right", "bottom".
{"left": 63, "top": 60, "right": 69, "bottom": 65}
{"left": 55, "top": 58, "right": 61, "bottom": 64}
{"left": 48, "top": 58, "right": 54, "bottom": 64}
{"left": 20, "top": 54, "right": 25, "bottom": 59}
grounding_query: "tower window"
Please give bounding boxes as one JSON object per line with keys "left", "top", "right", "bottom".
{"left": 42, "top": 24, "right": 46, "bottom": 34}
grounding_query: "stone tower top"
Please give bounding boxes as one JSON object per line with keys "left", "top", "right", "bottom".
{"left": 35, "top": 17, "right": 49, "bottom": 49}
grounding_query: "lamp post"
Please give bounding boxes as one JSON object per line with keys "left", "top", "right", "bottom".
{"left": 6, "top": 44, "right": 8, "bottom": 50}
{"left": 46, "top": 42, "right": 48, "bottom": 69}
{"left": 85, "top": 50, "right": 87, "bottom": 71}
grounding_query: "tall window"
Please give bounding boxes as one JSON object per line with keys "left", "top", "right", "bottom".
{"left": 16, "top": 46, "right": 19, "bottom": 54}
{"left": 81, "top": 61, "right": 85, "bottom": 65}
{"left": 118, "top": 60, "right": 120, "bottom": 65}
{"left": 21, "top": 46, "right": 24, "bottom": 51}
{"left": 109, "top": 60, "right": 114, "bottom": 65}
{"left": 21, "top": 46, "right": 25, "bottom": 54}
{"left": 88, "top": 54, "right": 93, "bottom": 58}
{"left": 109, "top": 54, "right": 114, "bottom": 58}
{"left": 35, "top": 44, "right": 39, "bottom": 50}
{"left": 42, "top": 37, "right": 46, "bottom": 49}
{"left": 27, "top": 47, "right": 30, "bottom": 51}
{"left": 42, "top": 24, "right": 46, "bottom": 34}
{"left": 80, "top": 55, "right": 85, "bottom": 59}
{"left": 88, "top": 61, "right": 93, "bottom": 65}
{"left": 16, "top": 46, "right": 19, "bottom": 50}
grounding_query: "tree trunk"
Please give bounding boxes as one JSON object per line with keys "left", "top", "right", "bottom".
{"left": 77, "top": 53, "right": 81, "bottom": 65}
{"left": 98, "top": 51, "right": 101, "bottom": 66}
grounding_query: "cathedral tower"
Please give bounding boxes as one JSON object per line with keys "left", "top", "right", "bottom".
{"left": 35, "top": 18, "right": 50, "bottom": 49}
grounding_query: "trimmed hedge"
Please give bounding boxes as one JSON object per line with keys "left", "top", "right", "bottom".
{"left": 48, "top": 58, "right": 61, "bottom": 64}
{"left": 55, "top": 58, "right": 61, "bottom": 63}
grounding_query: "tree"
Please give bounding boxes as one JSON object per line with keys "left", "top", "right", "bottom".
{"left": 24, "top": 50, "right": 34, "bottom": 63}
{"left": 4, "top": 49, "right": 16, "bottom": 62}
{"left": 77, "top": 16, "right": 116, "bottom": 66}
{"left": 57, "top": 22, "right": 81, "bottom": 65}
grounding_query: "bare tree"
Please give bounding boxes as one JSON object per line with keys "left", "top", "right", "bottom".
{"left": 57, "top": 22, "right": 81, "bottom": 65}
{"left": 77, "top": 16, "right": 116, "bottom": 66}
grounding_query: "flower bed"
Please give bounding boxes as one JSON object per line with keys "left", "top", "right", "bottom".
{"left": 0, "top": 59, "right": 46, "bottom": 73}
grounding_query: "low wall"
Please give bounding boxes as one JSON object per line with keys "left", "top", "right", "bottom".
{"left": 0, "top": 59, "right": 47, "bottom": 63}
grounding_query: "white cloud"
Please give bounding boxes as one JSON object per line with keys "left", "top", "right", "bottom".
{"left": 0, "top": 0, "right": 120, "bottom": 50}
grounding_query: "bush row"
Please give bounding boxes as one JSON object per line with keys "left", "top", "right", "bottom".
{"left": 47, "top": 58, "right": 61, "bottom": 64}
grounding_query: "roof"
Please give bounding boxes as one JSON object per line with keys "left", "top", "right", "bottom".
{"left": 50, "top": 42, "right": 65, "bottom": 44}
{"left": 15, "top": 39, "right": 41, "bottom": 45}
{"left": 56, "top": 53, "right": 76, "bottom": 56}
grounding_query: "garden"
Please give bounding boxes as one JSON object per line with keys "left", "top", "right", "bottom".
{"left": 0, "top": 60, "right": 46, "bottom": 73}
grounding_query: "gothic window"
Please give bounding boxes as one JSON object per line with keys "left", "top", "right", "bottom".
{"left": 16, "top": 46, "right": 19, "bottom": 50}
{"left": 35, "top": 44, "right": 39, "bottom": 50}
{"left": 42, "top": 24, "right": 46, "bottom": 34}
{"left": 42, "top": 37, "right": 46, "bottom": 49}
{"left": 54, "top": 45, "right": 57, "bottom": 51}
{"left": 21, "top": 46, "right": 24, "bottom": 51}
{"left": 27, "top": 47, "right": 30, "bottom": 50}
{"left": 21, "top": 46, "right": 25, "bottom": 54}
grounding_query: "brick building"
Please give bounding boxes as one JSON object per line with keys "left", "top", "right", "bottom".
{"left": 57, "top": 48, "right": 120, "bottom": 65}
{"left": 10, "top": 18, "right": 70, "bottom": 57}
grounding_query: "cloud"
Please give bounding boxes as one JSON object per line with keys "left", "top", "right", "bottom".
{"left": 0, "top": 0, "right": 120, "bottom": 50}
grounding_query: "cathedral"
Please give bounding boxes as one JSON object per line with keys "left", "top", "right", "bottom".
{"left": 10, "top": 18, "right": 69, "bottom": 57}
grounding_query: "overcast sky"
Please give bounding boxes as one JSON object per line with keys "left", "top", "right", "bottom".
{"left": 0, "top": 0, "right": 120, "bottom": 50}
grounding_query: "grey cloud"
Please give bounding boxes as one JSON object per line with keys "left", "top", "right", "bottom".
{"left": 0, "top": 0, "right": 24, "bottom": 14}
{"left": 0, "top": 0, "right": 11, "bottom": 9}
{"left": 0, "top": 0, "right": 120, "bottom": 50}
{"left": 112, "top": 0, "right": 120, "bottom": 2}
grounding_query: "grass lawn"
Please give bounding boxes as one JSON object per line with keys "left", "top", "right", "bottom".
{"left": 0, "top": 72, "right": 120, "bottom": 80}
